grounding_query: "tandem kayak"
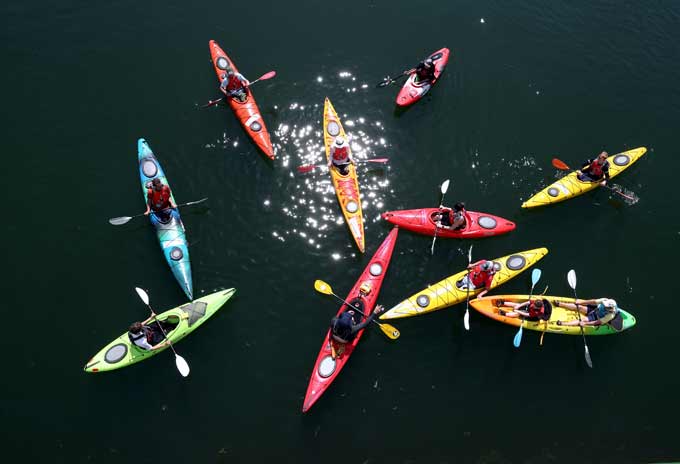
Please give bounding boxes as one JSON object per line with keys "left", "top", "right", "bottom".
{"left": 470, "top": 295, "right": 636, "bottom": 335}
{"left": 521, "top": 147, "right": 647, "bottom": 208}
{"left": 396, "top": 48, "right": 450, "bottom": 107}
{"left": 208, "top": 40, "right": 275, "bottom": 159}
{"left": 84, "top": 288, "right": 236, "bottom": 373}
{"left": 381, "top": 208, "right": 515, "bottom": 239}
{"left": 380, "top": 247, "right": 548, "bottom": 320}
{"left": 138, "top": 139, "right": 193, "bottom": 300}
{"left": 302, "top": 227, "right": 399, "bottom": 413}
{"left": 323, "top": 97, "right": 365, "bottom": 252}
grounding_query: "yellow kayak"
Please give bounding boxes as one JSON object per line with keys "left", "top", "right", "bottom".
{"left": 380, "top": 247, "right": 548, "bottom": 320}
{"left": 323, "top": 98, "right": 365, "bottom": 252}
{"left": 470, "top": 295, "right": 636, "bottom": 335}
{"left": 521, "top": 147, "right": 647, "bottom": 208}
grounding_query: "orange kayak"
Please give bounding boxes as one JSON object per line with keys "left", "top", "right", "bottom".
{"left": 208, "top": 40, "right": 274, "bottom": 159}
{"left": 323, "top": 98, "right": 365, "bottom": 252}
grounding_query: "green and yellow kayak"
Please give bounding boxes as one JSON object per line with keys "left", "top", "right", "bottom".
{"left": 84, "top": 288, "right": 235, "bottom": 373}
{"left": 470, "top": 295, "right": 636, "bottom": 335}
{"left": 521, "top": 147, "right": 647, "bottom": 208}
{"left": 380, "top": 248, "right": 548, "bottom": 320}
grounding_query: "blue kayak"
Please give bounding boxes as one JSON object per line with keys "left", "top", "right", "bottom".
{"left": 137, "top": 138, "right": 193, "bottom": 300}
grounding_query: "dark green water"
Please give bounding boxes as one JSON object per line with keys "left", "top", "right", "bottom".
{"left": 3, "top": 0, "right": 679, "bottom": 462}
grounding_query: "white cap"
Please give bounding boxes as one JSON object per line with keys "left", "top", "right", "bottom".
{"left": 334, "top": 136, "right": 345, "bottom": 146}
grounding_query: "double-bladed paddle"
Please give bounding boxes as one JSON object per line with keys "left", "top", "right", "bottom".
{"left": 567, "top": 270, "right": 593, "bottom": 368}
{"left": 297, "top": 158, "right": 389, "bottom": 174}
{"left": 108, "top": 197, "right": 208, "bottom": 226}
{"left": 202, "top": 70, "right": 277, "bottom": 108}
{"left": 513, "top": 268, "right": 542, "bottom": 348}
{"left": 430, "top": 179, "right": 450, "bottom": 255}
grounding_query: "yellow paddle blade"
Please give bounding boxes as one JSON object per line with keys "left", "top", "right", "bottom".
{"left": 378, "top": 322, "right": 400, "bottom": 340}
{"left": 314, "top": 279, "right": 333, "bottom": 295}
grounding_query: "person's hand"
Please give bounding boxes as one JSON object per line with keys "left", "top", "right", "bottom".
{"left": 374, "top": 305, "right": 385, "bottom": 315}
{"left": 600, "top": 180, "right": 606, "bottom": 187}
{"left": 144, "top": 209, "right": 150, "bottom": 216}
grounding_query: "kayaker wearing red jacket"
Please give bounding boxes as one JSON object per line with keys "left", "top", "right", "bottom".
{"left": 220, "top": 69, "right": 249, "bottom": 102}
{"left": 144, "top": 178, "right": 177, "bottom": 221}
{"left": 497, "top": 298, "right": 552, "bottom": 321}
{"left": 457, "top": 260, "right": 497, "bottom": 298}
{"left": 328, "top": 136, "right": 355, "bottom": 176}
{"left": 554, "top": 298, "right": 619, "bottom": 327}
{"left": 578, "top": 151, "right": 610, "bottom": 186}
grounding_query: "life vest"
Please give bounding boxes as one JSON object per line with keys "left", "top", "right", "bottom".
{"left": 594, "top": 303, "right": 618, "bottom": 324}
{"left": 470, "top": 263, "right": 494, "bottom": 287}
{"left": 147, "top": 185, "right": 171, "bottom": 210}
{"left": 226, "top": 74, "right": 244, "bottom": 92}
{"left": 128, "top": 327, "right": 153, "bottom": 348}
{"left": 588, "top": 160, "right": 605, "bottom": 178}
{"left": 439, "top": 209, "right": 453, "bottom": 226}
{"left": 331, "top": 145, "right": 350, "bottom": 164}
{"left": 528, "top": 300, "right": 545, "bottom": 319}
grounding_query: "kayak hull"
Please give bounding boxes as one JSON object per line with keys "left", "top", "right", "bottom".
{"left": 396, "top": 47, "right": 450, "bottom": 107}
{"left": 137, "top": 139, "right": 193, "bottom": 300}
{"left": 380, "top": 247, "right": 548, "bottom": 320}
{"left": 84, "top": 288, "right": 236, "bottom": 372}
{"left": 382, "top": 208, "right": 515, "bottom": 239}
{"left": 323, "top": 97, "right": 365, "bottom": 252}
{"left": 302, "top": 227, "right": 398, "bottom": 413}
{"left": 470, "top": 295, "right": 636, "bottom": 335}
{"left": 522, "top": 147, "right": 647, "bottom": 208}
{"left": 208, "top": 40, "right": 275, "bottom": 159}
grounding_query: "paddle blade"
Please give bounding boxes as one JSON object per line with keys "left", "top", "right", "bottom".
{"left": 259, "top": 70, "right": 276, "bottom": 80}
{"left": 531, "top": 268, "right": 542, "bottom": 286}
{"left": 440, "top": 179, "right": 450, "bottom": 194}
{"left": 175, "top": 354, "right": 190, "bottom": 377}
{"left": 467, "top": 244, "right": 473, "bottom": 263}
{"left": 201, "top": 97, "right": 224, "bottom": 109}
{"left": 297, "top": 165, "right": 317, "bottom": 173}
{"left": 378, "top": 322, "right": 400, "bottom": 340}
{"left": 567, "top": 269, "right": 577, "bottom": 289}
{"left": 463, "top": 309, "right": 470, "bottom": 331}
{"left": 365, "top": 158, "right": 389, "bottom": 164}
{"left": 109, "top": 216, "right": 133, "bottom": 226}
{"left": 184, "top": 197, "right": 208, "bottom": 207}
{"left": 539, "top": 330, "right": 546, "bottom": 346}
{"left": 513, "top": 325, "right": 523, "bottom": 348}
{"left": 376, "top": 78, "right": 393, "bottom": 88}
{"left": 314, "top": 280, "right": 333, "bottom": 295}
{"left": 135, "top": 287, "right": 150, "bottom": 305}
{"left": 552, "top": 158, "right": 571, "bottom": 171}
{"left": 584, "top": 346, "right": 593, "bottom": 368}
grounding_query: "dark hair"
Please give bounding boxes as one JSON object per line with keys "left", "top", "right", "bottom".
{"left": 152, "top": 178, "right": 161, "bottom": 186}
{"left": 129, "top": 322, "right": 143, "bottom": 333}
{"left": 453, "top": 202, "right": 465, "bottom": 212}
{"left": 533, "top": 300, "right": 543, "bottom": 309}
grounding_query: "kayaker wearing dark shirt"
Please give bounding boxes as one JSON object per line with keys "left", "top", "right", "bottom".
{"left": 414, "top": 58, "right": 435, "bottom": 83}
{"left": 578, "top": 151, "right": 610, "bottom": 186}
{"left": 554, "top": 298, "right": 618, "bottom": 327}
{"left": 144, "top": 178, "right": 177, "bottom": 222}
{"left": 329, "top": 283, "right": 384, "bottom": 358}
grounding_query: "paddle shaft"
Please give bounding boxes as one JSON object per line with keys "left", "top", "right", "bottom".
{"left": 430, "top": 180, "right": 450, "bottom": 255}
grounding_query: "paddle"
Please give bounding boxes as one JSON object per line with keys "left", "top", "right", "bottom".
{"left": 513, "top": 268, "right": 542, "bottom": 348}
{"left": 376, "top": 69, "right": 414, "bottom": 88}
{"left": 202, "top": 70, "right": 277, "bottom": 108}
{"left": 314, "top": 280, "right": 400, "bottom": 340}
{"left": 463, "top": 244, "right": 473, "bottom": 331}
{"left": 297, "top": 158, "right": 389, "bottom": 174}
{"left": 551, "top": 158, "right": 637, "bottom": 202}
{"left": 134, "top": 287, "right": 190, "bottom": 377}
{"left": 567, "top": 270, "right": 593, "bottom": 368}
{"left": 109, "top": 197, "right": 208, "bottom": 226}
{"left": 430, "top": 179, "right": 451, "bottom": 255}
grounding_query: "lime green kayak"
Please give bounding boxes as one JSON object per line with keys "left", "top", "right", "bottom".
{"left": 84, "top": 288, "right": 235, "bottom": 373}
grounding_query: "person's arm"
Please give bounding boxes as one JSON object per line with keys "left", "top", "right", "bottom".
{"left": 168, "top": 189, "right": 177, "bottom": 208}
{"left": 468, "top": 260, "right": 484, "bottom": 270}
{"left": 349, "top": 305, "right": 383, "bottom": 334}
{"left": 141, "top": 313, "right": 156, "bottom": 325}
{"left": 150, "top": 339, "right": 171, "bottom": 350}
{"left": 601, "top": 162, "right": 610, "bottom": 185}
{"left": 145, "top": 191, "right": 152, "bottom": 215}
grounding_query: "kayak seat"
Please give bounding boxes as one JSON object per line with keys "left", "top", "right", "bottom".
{"left": 180, "top": 301, "right": 207, "bottom": 327}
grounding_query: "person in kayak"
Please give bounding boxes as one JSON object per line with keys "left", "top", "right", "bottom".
{"left": 577, "top": 151, "right": 610, "bottom": 186}
{"left": 456, "top": 260, "right": 497, "bottom": 298}
{"left": 554, "top": 298, "right": 619, "bottom": 327}
{"left": 413, "top": 58, "right": 436, "bottom": 84}
{"left": 220, "top": 69, "right": 249, "bottom": 103}
{"left": 496, "top": 298, "right": 552, "bottom": 321}
{"left": 144, "top": 177, "right": 177, "bottom": 222}
{"left": 329, "top": 283, "right": 383, "bottom": 358}
{"left": 327, "top": 135, "right": 355, "bottom": 176}
{"left": 128, "top": 314, "right": 178, "bottom": 351}
{"left": 433, "top": 203, "right": 466, "bottom": 230}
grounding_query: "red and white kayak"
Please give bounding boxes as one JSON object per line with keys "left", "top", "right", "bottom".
{"left": 208, "top": 40, "right": 275, "bottom": 159}
{"left": 396, "top": 47, "right": 450, "bottom": 107}
{"left": 381, "top": 208, "right": 515, "bottom": 239}
{"left": 302, "top": 227, "right": 399, "bottom": 413}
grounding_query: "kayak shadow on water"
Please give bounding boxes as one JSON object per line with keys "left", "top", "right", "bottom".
{"left": 393, "top": 103, "right": 414, "bottom": 118}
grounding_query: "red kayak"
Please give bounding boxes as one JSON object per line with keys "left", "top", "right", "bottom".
{"left": 396, "top": 47, "right": 450, "bottom": 107}
{"left": 381, "top": 208, "right": 515, "bottom": 239}
{"left": 302, "top": 226, "right": 399, "bottom": 413}
{"left": 208, "top": 40, "right": 275, "bottom": 159}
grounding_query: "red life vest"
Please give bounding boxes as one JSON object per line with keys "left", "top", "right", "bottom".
{"left": 588, "top": 160, "right": 604, "bottom": 178}
{"left": 470, "top": 263, "right": 494, "bottom": 287}
{"left": 332, "top": 145, "right": 350, "bottom": 164}
{"left": 148, "top": 185, "right": 171, "bottom": 210}
{"left": 528, "top": 300, "right": 545, "bottom": 319}
{"left": 226, "top": 74, "right": 244, "bottom": 92}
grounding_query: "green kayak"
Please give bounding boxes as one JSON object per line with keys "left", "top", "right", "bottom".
{"left": 84, "top": 288, "right": 236, "bottom": 373}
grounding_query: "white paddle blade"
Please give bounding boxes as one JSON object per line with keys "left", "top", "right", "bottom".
{"left": 467, "top": 244, "right": 473, "bottom": 263}
{"left": 584, "top": 347, "right": 593, "bottom": 368}
{"left": 463, "top": 309, "right": 470, "bottom": 331}
{"left": 109, "top": 216, "right": 132, "bottom": 225}
{"left": 567, "top": 269, "right": 577, "bottom": 289}
{"left": 175, "top": 354, "right": 190, "bottom": 377}
{"left": 531, "top": 268, "right": 542, "bottom": 286}
{"left": 440, "top": 179, "right": 450, "bottom": 194}
{"left": 135, "top": 287, "right": 150, "bottom": 305}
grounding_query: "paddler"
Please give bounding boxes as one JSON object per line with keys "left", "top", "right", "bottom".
{"left": 329, "top": 283, "right": 383, "bottom": 358}
{"left": 413, "top": 58, "right": 436, "bottom": 83}
{"left": 434, "top": 202, "right": 466, "bottom": 230}
{"left": 144, "top": 177, "right": 177, "bottom": 222}
{"left": 577, "top": 151, "right": 610, "bottom": 186}
{"left": 220, "top": 69, "right": 249, "bottom": 102}
{"left": 128, "top": 314, "right": 178, "bottom": 351}
{"left": 456, "top": 260, "right": 497, "bottom": 298}
{"left": 327, "top": 135, "right": 355, "bottom": 176}
{"left": 554, "top": 298, "right": 619, "bottom": 327}
{"left": 496, "top": 298, "right": 552, "bottom": 322}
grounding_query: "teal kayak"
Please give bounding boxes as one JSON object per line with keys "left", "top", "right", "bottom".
{"left": 137, "top": 138, "right": 193, "bottom": 300}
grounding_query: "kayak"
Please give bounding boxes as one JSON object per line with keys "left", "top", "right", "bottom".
{"left": 381, "top": 208, "right": 515, "bottom": 239}
{"left": 323, "top": 97, "right": 365, "bottom": 252}
{"left": 470, "top": 295, "right": 636, "bottom": 335}
{"left": 396, "top": 47, "right": 450, "bottom": 107}
{"left": 302, "top": 227, "right": 398, "bottom": 412}
{"left": 138, "top": 138, "right": 193, "bottom": 300}
{"left": 84, "top": 288, "right": 236, "bottom": 373}
{"left": 380, "top": 247, "right": 548, "bottom": 320}
{"left": 208, "top": 40, "right": 275, "bottom": 160}
{"left": 521, "top": 147, "right": 647, "bottom": 208}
